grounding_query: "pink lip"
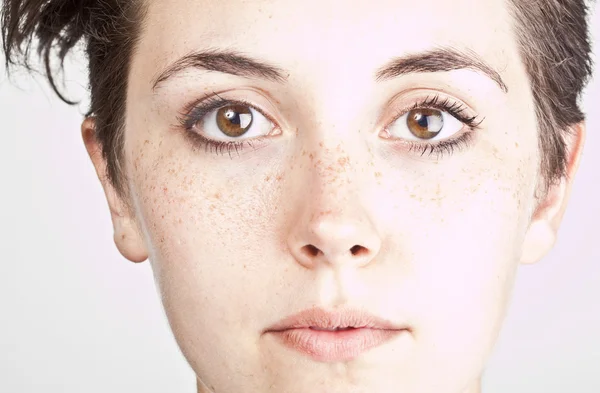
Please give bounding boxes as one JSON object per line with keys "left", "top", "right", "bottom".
{"left": 265, "top": 307, "right": 410, "bottom": 362}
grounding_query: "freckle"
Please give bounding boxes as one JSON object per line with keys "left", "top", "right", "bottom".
{"left": 121, "top": 234, "right": 126, "bottom": 240}
{"left": 374, "top": 172, "right": 382, "bottom": 178}
{"left": 319, "top": 142, "right": 323, "bottom": 147}
{"left": 265, "top": 175, "right": 271, "bottom": 181}
{"left": 214, "top": 192, "right": 221, "bottom": 199}
{"left": 515, "top": 142, "right": 519, "bottom": 148}
{"left": 309, "top": 153, "right": 314, "bottom": 160}
{"left": 159, "top": 140, "right": 163, "bottom": 147}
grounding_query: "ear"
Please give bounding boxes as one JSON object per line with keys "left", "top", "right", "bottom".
{"left": 81, "top": 117, "right": 148, "bottom": 263}
{"left": 520, "top": 122, "right": 586, "bottom": 264}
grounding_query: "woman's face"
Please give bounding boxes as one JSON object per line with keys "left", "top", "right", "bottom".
{"left": 87, "top": 0, "right": 582, "bottom": 392}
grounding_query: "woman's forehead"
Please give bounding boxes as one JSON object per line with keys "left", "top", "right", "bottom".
{"left": 138, "top": 0, "right": 519, "bottom": 84}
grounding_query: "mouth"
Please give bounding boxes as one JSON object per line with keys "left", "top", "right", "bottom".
{"left": 265, "top": 307, "right": 410, "bottom": 362}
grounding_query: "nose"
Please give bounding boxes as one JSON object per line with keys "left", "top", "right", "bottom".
{"left": 286, "top": 141, "right": 382, "bottom": 270}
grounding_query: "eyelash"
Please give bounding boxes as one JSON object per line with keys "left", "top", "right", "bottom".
{"left": 176, "top": 92, "right": 484, "bottom": 159}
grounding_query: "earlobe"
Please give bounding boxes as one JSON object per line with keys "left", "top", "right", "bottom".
{"left": 519, "top": 122, "right": 586, "bottom": 265}
{"left": 81, "top": 117, "right": 149, "bottom": 263}
{"left": 113, "top": 216, "right": 149, "bottom": 263}
{"left": 520, "top": 220, "right": 556, "bottom": 264}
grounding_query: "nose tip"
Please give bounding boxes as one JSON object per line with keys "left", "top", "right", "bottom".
{"left": 290, "top": 218, "right": 382, "bottom": 269}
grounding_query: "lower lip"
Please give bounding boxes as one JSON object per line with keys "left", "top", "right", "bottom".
{"left": 270, "top": 327, "right": 405, "bottom": 362}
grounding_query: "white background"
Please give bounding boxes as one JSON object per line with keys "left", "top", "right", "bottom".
{"left": 1, "top": 6, "right": 598, "bottom": 392}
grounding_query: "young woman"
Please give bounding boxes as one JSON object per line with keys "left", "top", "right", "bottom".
{"left": 2, "top": 0, "right": 596, "bottom": 392}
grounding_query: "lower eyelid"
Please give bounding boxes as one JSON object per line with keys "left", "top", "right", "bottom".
{"left": 398, "top": 131, "right": 476, "bottom": 159}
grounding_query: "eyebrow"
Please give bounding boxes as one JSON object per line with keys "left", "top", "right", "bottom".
{"left": 152, "top": 48, "right": 289, "bottom": 89}
{"left": 375, "top": 46, "right": 508, "bottom": 93}
{"left": 151, "top": 46, "right": 508, "bottom": 93}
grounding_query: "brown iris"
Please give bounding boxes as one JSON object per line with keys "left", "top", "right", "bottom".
{"left": 216, "top": 105, "right": 253, "bottom": 137}
{"left": 406, "top": 108, "right": 444, "bottom": 139}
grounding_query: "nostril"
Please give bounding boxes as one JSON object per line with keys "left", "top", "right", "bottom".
{"left": 302, "top": 244, "right": 321, "bottom": 257}
{"left": 350, "top": 245, "right": 367, "bottom": 256}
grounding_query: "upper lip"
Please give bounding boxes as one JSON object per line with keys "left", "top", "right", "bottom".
{"left": 265, "top": 307, "right": 408, "bottom": 332}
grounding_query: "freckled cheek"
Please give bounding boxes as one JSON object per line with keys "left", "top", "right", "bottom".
{"left": 129, "top": 151, "right": 207, "bottom": 255}
{"left": 132, "top": 164, "right": 278, "bottom": 263}
{"left": 131, "top": 167, "right": 285, "bottom": 337}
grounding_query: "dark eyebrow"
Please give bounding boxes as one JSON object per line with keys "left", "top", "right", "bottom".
{"left": 151, "top": 48, "right": 289, "bottom": 90}
{"left": 152, "top": 46, "right": 507, "bottom": 93}
{"left": 375, "top": 46, "right": 508, "bottom": 93}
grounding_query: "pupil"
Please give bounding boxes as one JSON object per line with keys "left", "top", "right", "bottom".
{"left": 416, "top": 113, "right": 429, "bottom": 129}
{"left": 225, "top": 109, "right": 241, "bottom": 125}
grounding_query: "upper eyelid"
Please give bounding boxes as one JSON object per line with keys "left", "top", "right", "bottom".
{"left": 181, "top": 94, "right": 281, "bottom": 131}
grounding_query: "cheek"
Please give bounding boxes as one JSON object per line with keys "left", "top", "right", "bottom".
{"left": 392, "top": 149, "right": 536, "bottom": 372}
{"left": 129, "top": 139, "right": 284, "bottom": 325}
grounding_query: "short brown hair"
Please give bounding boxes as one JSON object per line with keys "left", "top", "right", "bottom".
{"left": 2, "top": 0, "right": 595, "bottom": 203}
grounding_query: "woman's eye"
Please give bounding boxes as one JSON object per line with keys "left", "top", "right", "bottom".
{"left": 200, "top": 103, "right": 274, "bottom": 140}
{"left": 387, "top": 108, "right": 464, "bottom": 141}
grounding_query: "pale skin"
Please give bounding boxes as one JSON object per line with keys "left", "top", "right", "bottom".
{"left": 81, "top": 0, "right": 585, "bottom": 392}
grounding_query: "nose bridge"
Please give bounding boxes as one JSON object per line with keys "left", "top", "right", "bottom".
{"left": 286, "top": 131, "right": 382, "bottom": 270}
{"left": 303, "top": 120, "right": 362, "bottom": 215}
{"left": 312, "top": 138, "right": 354, "bottom": 196}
